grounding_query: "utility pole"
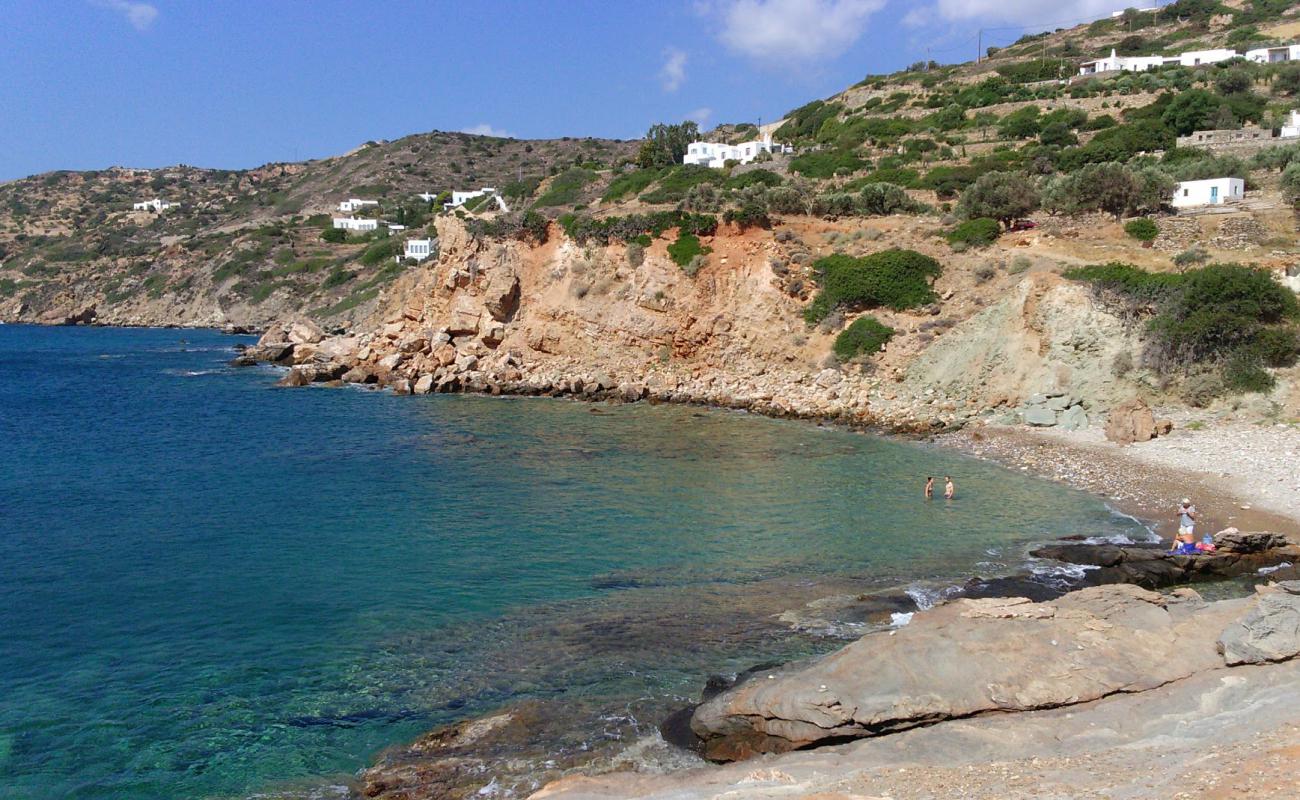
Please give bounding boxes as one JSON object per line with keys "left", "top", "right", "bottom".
{"left": 977, "top": 29, "right": 982, "bottom": 64}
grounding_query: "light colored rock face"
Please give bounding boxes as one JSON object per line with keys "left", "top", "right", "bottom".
{"left": 690, "top": 585, "right": 1245, "bottom": 761}
{"left": 1219, "top": 581, "right": 1300, "bottom": 665}
{"left": 903, "top": 276, "right": 1139, "bottom": 411}
{"left": 287, "top": 319, "right": 325, "bottom": 345}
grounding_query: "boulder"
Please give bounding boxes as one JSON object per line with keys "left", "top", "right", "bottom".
{"left": 1044, "top": 395, "right": 1073, "bottom": 412}
{"left": 275, "top": 369, "right": 309, "bottom": 388}
{"left": 390, "top": 379, "right": 413, "bottom": 395}
{"left": 413, "top": 374, "right": 435, "bottom": 395}
{"left": 1214, "top": 530, "right": 1292, "bottom": 554}
{"left": 378, "top": 353, "right": 404, "bottom": 371}
{"left": 483, "top": 272, "right": 520, "bottom": 322}
{"left": 287, "top": 319, "right": 325, "bottom": 346}
{"left": 1104, "top": 398, "right": 1157, "bottom": 445}
{"left": 343, "top": 366, "right": 376, "bottom": 384}
{"left": 1057, "top": 404, "right": 1089, "bottom": 431}
{"left": 448, "top": 297, "right": 482, "bottom": 336}
{"left": 690, "top": 585, "right": 1243, "bottom": 761}
{"left": 1218, "top": 581, "right": 1300, "bottom": 665}
{"left": 1022, "top": 407, "right": 1057, "bottom": 427}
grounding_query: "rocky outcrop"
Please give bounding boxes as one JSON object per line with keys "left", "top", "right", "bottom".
{"left": 689, "top": 584, "right": 1243, "bottom": 761}
{"left": 1219, "top": 580, "right": 1300, "bottom": 665}
{"left": 1104, "top": 397, "right": 1172, "bottom": 445}
{"left": 1030, "top": 531, "right": 1300, "bottom": 589}
{"left": 1016, "top": 390, "right": 1089, "bottom": 430}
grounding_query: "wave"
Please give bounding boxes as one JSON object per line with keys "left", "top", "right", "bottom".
{"left": 1258, "top": 562, "right": 1293, "bottom": 575}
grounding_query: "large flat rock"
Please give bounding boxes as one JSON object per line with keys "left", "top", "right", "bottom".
{"left": 689, "top": 584, "right": 1247, "bottom": 761}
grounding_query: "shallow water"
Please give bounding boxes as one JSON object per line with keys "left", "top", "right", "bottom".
{"left": 0, "top": 325, "right": 1147, "bottom": 799}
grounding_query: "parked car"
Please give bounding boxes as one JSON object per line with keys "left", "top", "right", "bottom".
{"left": 1008, "top": 219, "right": 1038, "bottom": 232}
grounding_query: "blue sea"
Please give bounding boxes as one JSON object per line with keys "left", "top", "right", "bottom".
{"left": 0, "top": 324, "right": 1147, "bottom": 799}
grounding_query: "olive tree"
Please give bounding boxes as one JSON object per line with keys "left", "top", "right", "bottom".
{"left": 956, "top": 171, "right": 1040, "bottom": 227}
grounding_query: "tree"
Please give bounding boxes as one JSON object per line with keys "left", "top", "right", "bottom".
{"left": 1282, "top": 162, "right": 1300, "bottom": 210}
{"left": 1162, "top": 89, "right": 1221, "bottom": 136}
{"left": 1039, "top": 121, "right": 1078, "bottom": 147}
{"left": 1212, "top": 105, "right": 1239, "bottom": 131}
{"left": 636, "top": 121, "right": 701, "bottom": 169}
{"left": 957, "top": 171, "right": 1040, "bottom": 227}
{"left": 972, "top": 111, "right": 998, "bottom": 142}
{"left": 1215, "top": 68, "right": 1253, "bottom": 96}
{"left": 321, "top": 227, "right": 347, "bottom": 243}
{"left": 998, "top": 106, "right": 1042, "bottom": 139}
{"left": 1276, "top": 64, "right": 1300, "bottom": 96}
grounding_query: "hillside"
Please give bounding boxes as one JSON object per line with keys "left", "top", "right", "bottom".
{"left": 5, "top": 0, "right": 1300, "bottom": 426}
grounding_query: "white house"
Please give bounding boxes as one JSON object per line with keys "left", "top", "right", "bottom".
{"left": 1171, "top": 178, "right": 1244, "bottom": 209}
{"left": 132, "top": 198, "right": 176, "bottom": 212}
{"left": 1177, "top": 49, "right": 1239, "bottom": 67}
{"left": 416, "top": 192, "right": 439, "bottom": 203}
{"left": 404, "top": 238, "right": 436, "bottom": 262}
{"left": 1079, "top": 46, "right": 1251, "bottom": 76}
{"left": 1282, "top": 110, "right": 1300, "bottom": 139}
{"left": 446, "top": 188, "right": 497, "bottom": 209}
{"left": 338, "top": 198, "right": 379, "bottom": 213}
{"left": 682, "top": 134, "right": 791, "bottom": 168}
{"left": 1245, "top": 44, "right": 1300, "bottom": 64}
{"left": 332, "top": 217, "right": 378, "bottom": 231}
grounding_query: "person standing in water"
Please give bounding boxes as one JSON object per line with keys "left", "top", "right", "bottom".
{"left": 925, "top": 477, "right": 934, "bottom": 499}
{"left": 944, "top": 476, "right": 955, "bottom": 499}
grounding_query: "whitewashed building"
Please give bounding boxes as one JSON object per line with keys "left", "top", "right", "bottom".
{"left": 338, "top": 198, "right": 379, "bottom": 213}
{"left": 1079, "top": 46, "right": 1248, "bottom": 76}
{"left": 1282, "top": 110, "right": 1300, "bottom": 139}
{"left": 1078, "top": 49, "right": 1168, "bottom": 75}
{"left": 446, "top": 188, "right": 496, "bottom": 208}
{"left": 132, "top": 198, "right": 176, "bottom": 212}
{"left": 332, "top": 217, "right": 378, "bottom": 231}
{"left": 1178, "top": 49, "right": 1239, "bottom": 67}
{"left": 682, "top": 134, "right": 791, "bottom": 168}
{"left": 404, "top": 238, "right": 436, "bottom": 262}
{"left": 1245, "top": 44, "right": 1300, "bottom": 64}
{"left": 1172, "top": 178, "right": 1244, "bottom": 209}
{"left": 416, "top": 192, "right": 439, "bottom": 202}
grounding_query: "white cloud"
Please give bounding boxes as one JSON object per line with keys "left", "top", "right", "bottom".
{"left": 930, "top": 0, "right": 1126, "bottom": 28}
{"left": 660, "top": 48, "right": 688, "bottom": 92}
{"left": 92, "top": 0, "right": 159, "bottom": 32}
{"left": 687, "top": 107, "right": 714, "bottom": 125}
{"left": 713, "top": 0, "right": 885, "bottom": 62}
{"left": 461, "top": 123, "right": 514, "bottom": 138}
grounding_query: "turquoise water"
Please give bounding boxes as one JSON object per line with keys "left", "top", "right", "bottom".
{"left": 0, "top": 325, "right": 1146, "bottom": 799}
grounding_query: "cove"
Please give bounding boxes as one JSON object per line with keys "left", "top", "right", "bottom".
{"left": 0, "top": 324, "right": 1146, "bottom": 799}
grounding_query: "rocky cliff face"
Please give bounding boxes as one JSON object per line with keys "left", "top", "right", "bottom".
{"left": 250, "top": 217, "right": 1164, "bottom": 429}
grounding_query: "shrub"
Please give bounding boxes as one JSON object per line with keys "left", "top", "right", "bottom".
{"left": 957, "top": 171, "right": 1040, "bottom": 226}
{"left": 534, "top": 167, "right": 597, "bottom": 207}
{"left": 321, "top": 228, "right": 347, "bottom": 243}
{"left": 1124, "top": 218, "right": 1159, "bottom": 242}
{"left": 859, "top": 183, "right": 920, "bottom": 215}
{"left": 805, "top": 249, "right": 942, "bottom": 322}
{"left": 639, "top": 165, "right": 721, "bottom": 204}
{"left": 626, "top": 242, "right": 645, "bottom": 268}
{"left": 667, "top": 232, "right": 711, "bottom": 268}
{"left": 725, "top": 169, "right": 783, "bottom": 190}
{"left": 1009, "top": 255, "right": 1033, "bottom": 274}
{"left": 603, "top": 168, "right": 663, "bottom": 202}
{"left": 359, "top": 236, "right": 402, "bottom": 266}
{"left": 1173, "top": 247, "right": 1209, "bottom": 268}
{"left": 723, "top": 203, "right": 772, "bottom": 230}
{"left": 1282, "top": 162, "right": 1300, "bottom": 211}
{"left": 946, "top": 217, "right": 1001, "bottom": 248}
{"left": 833, "top": 316, "right": 895, "bottom": 361}
{"left": 789, "top": 150, "right": 866, "bottom": 178}
{"left": 322, "top": 267, "right": 355, "bottom": 289}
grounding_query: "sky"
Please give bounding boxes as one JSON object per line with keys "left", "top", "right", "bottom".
{"left": 0, "top": 0, "right": 1161, "bottom": 181}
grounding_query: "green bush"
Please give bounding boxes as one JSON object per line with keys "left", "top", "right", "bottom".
{"left": 321, "top": 228, "right": 347, "bottom": 243}
{"left": 833, "top": 316, "right": 895, "bottom": 361}
{"left": 534, "top": 167, "right": 597, "bottom": 207}
{"left": 947, "top": 218, "right": 1001, "bottom": 248}
{"left": 725, "top": 169, "right": 783, "bottom": 190}
{"left": 723, "top": 203, "right": 771, "bottom": 230}
{"left": 805, "top": 249, "right": 942, "bottom": 322}
{"left": 359, "top": 236, "right": 402, "bottom": 266}
{"left": 1123, "top": 218, "right": 1159, "bottom": 242}
{"left": 603, "top": 168, "right": 663, "bottom": 202}
{"left": 667, "top": 232, "right": 710, "bottom": 268}
{"left": 639, "top": 165, "right": 722, "bottom": 204}
{"left": 789, "top": 150, "right": 866, "bottom": 178}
